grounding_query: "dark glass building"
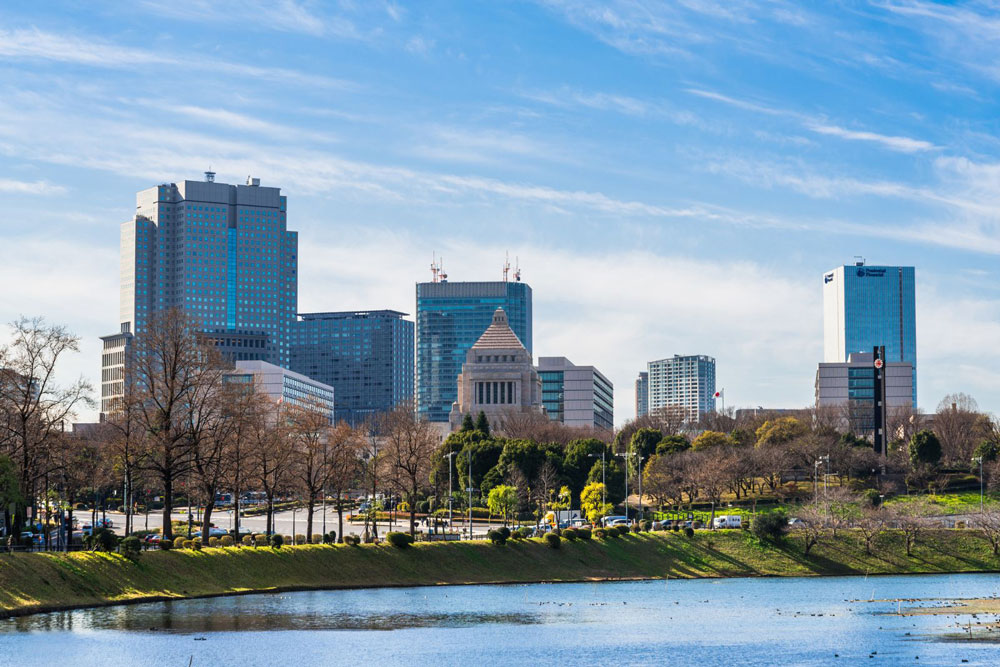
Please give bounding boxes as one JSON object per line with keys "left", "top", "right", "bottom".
{"left": 289, "top": 310, "right": 414, "bottom": 426}
{"left": 416, "top": 280, "right": 532, "bottom": 422}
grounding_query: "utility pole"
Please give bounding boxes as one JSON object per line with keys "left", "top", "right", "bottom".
{"left": 975, "top": 456, "right": 984, "bottom": 515}
{"left": 445, "top": 452, "right": 457, "bottom": 535}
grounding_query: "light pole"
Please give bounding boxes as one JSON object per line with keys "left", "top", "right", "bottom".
{"left": 467, "top": 451, "right": 473, "bottom": 540}
{"left": 636, "top": 454, "right": 645, "bottom": 520}
{"left": 445, "top": 452, "right": 457, "bottom": 536}
{"left": 974, "top": 456, "right": 984, "bottom": 515}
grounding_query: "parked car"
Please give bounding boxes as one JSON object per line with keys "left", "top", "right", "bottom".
{"left": 712, "top": 515, "right": 743, "bottom": 529}
{"left": 787, "top": 518, "right": 806, "bottom": 527}
{"left": 602, "top": 516, "right": 628, "bottom": 527}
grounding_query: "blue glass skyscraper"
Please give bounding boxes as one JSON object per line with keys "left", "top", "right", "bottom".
{"left": 823, "top": 262, "right": 916, "bottom": 405}
{"left": 289, "top": 310, "right": 414, "bottom": 425}
{"left": 416, "top": 280, "right": 532, "bottom": 422}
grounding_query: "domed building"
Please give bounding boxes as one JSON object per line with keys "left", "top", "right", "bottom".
{"left": 448, "top": 307, "right": 545, "bottom": 431}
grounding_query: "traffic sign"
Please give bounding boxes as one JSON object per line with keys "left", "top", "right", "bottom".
{"left": 874, "top": 358, "right": 884, "bottom": 369}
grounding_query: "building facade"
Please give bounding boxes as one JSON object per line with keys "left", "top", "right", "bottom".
{"left": 101, "top": 173, "right": 298, "bottom": 415}
{"left": 646, "top": 355, "right": 717, "bottom": 424}
{"left": 226, "top": 360, "right": 335, "bottom": 423}
{"left": 448, "top": 308, "right": 543, "bottom": 431}
{"left": 536, "top": 357, "right": 614, "bottom": 431}
{"left": 289, "top": 310, "right": 414, "bottom": 425}
{"left": 416, "top": 280, "right": 532, "bottom": 422}
{"left": 816, "top": 352, "right": 914, "bottom": 436}
{"left": 635, "top": 371, "right": 649, "bottom": 419}
{"left": 823, "top": 261, "right": 916, "bottom": 404}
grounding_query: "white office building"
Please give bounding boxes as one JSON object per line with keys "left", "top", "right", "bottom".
{"left": 646, "top": 355, "right": 716, "bottom": 424}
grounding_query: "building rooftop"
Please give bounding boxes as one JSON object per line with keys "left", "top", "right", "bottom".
{"left": 298, "top": 310, "right": 409, "bottom": 320}
{"left": 471, "top": 308, "right": 526, "bottom": 350}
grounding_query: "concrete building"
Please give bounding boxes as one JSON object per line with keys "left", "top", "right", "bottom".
{"left": 635, "top": 371, "right": 649, "bottom": 418}
{"left": 448, "top": 308, "right": 543, "bottom": 431}
{"left": 99, "top": 329, "right": 133, "bottom": 415}
{"left": 816, "top": 352, "right": 914, "bottom": 436}
{"left": 823, "top": 261, "right": 916, "bottom": 404}
{"left": 646, "top": 355, "right": 717, "bottom": 424}
{"left": 226, "top": 360, "right": 335, "bottom": 423}
{"left": 289, "top": 310, "right": 414, "bottom": 426}
{"left": 416, "top": 278, "right": 531, "bottom": 423}
{"left": 101, "top": 173, "right": 298, "bottom": 414}
{"left": 536, "top": 357, "right": 614, "bottom": 430}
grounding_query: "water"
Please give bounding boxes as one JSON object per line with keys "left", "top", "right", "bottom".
{"left": 4, "top": 574, "right": 1000, "bottom": 666}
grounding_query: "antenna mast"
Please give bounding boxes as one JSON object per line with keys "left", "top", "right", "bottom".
{"left": 503, "top": 252, "right": 510, "bottom": 283}
{"left": 514, "top": 256, "right": 521, "bottom": 282}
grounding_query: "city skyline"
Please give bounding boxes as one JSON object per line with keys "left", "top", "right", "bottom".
{"left": 4, "top": 3, "right": 1000, "bottom": 424}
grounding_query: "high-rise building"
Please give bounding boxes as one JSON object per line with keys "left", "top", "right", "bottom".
{"left": 537, "top": 356, "right": 614, "bottom": 430}
{"left": 102, "top": 173, "right": 298, "bottom": 415}
{"left": 289, "top": 310, "right": 414, "bottom": 425}
{"left": 416, "top": 280, "right": 532, "bottom": 422}
{"left": 646, "top": 355, "right": 716, "bottom": 424}
{"left": 816, "top": 352, "right": 914, "bottom": 436}
{"left": 823, "top": 261, "right": 916, "bottom": 404}
{"left": 635, "top": 371, "right": 649, "bottom": 419}
{"left": 226, "top": 360, "right": 335, "bottom": 423}
{"left": 448, "top": 308, "right": 544, "bottom": 431}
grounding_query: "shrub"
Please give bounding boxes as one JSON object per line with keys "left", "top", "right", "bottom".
{"left": 173, "top": 536, "right": 187, "bottom": 549}
{"left": 630, "top": 524, "right": 641, "bottom": 534}
{"left": 516, "top": 527, "right": 533, "bottom": 539}
{"left": 672, "top": 523, "right": 680, "bottom": 532}
{"left": 254, "top": 534, "right": 269, "bottom": 547}
{"left": 562, "top": 528, "right": 578, "bottom": 541}
{"left": 593, "top": 528, "right": 607, "bottom": 539}
{"left": 345, "top": 535, "right": 361, "bottom": 546}
{"left": 860, "top": 489, "right": 881, "bottom": 507}
{"left": 386, "top": 532, "right": 414, "bottom": 548}
{"left": 577, "top": 528, "right": 592, "bottom": 540}
{"left": 182, "top": 539, "right": 194, "bottom": 549}
{"left": 498, "top": 526, "right": 511, "bottom": 539}
{"left": 192, "top": 536, "right": 203, "bottom": 549}
{"left": 242, "top": 535, "right": 254, "bottom": 547}
{"left": 641, "top": 520, "right": 653, "bottom": 532}
{"left": 544, "top": 532, "right": 561, "bottom": 549}
{"left": 220, "top": 535, "right": 234, "bottom": 547}
{"left": 692, "top": 520, "right": 703, "bottom": 529}
{"left": 608, "top": 526, "right": 623, "bottom": 538}
{"left": 311, "top": 534, "right": 322, "bottom": 544}
{"left": 487, "top": 529, "right": 507, "bottom": 545}
{"left": 550, "top": 527, "right": 561, "bottom": 537}
{"left": 270, "top": 534, "right": 284, "bottom": 549}
{"left": 684, "top": 527, "right": 694, "bottom": 538}
{"left": 91, "top": 528, "right": 117, "bottom": 552}
{"left": 158, "top": 539, "right": 172, "bottom": 551}
{"left": 751, "top": 510, "right": 788, "bottom": 542}
{"left": 417, "top": 500, "right": 431, "bottom": 514}
{"left": 120, "top": 536, "right": 141, "bottom": 558}
{"left": 323, "top": 531, "right": 337, "bottom": 544}
{"left": 208, "top": 536, "right": 220, "bottom": 548}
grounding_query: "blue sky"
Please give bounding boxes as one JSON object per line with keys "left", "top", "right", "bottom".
{"left": 2, "top": 0, "right": 1000, "bottom": 423}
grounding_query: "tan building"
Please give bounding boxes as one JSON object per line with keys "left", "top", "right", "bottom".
{"left": 448, "top": 308, "right": 544, "bottom": 431}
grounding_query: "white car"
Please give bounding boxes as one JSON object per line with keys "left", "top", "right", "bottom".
{"left": 712, "top": 515, "right": 742, "bottom": 529}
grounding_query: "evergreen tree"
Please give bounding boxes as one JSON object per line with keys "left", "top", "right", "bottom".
{"left": 461, "top": 413, "right": 475, "bottom": 432}
{"left": 475, "top": 411, "right": 491, "bottom": 436}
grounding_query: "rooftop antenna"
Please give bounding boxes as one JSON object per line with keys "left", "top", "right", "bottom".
{"left": 514, "top": 256, "right": 521, "bottom": 282}
{"left": 439, "top": 257, "right": 447, "bottom": 282}
{"left": 204, "top": 166, "right": 215, "bottom": 183}
{"left": 431, "top": 252, "right": 440, "bottom": 283}
{"left": 854, "top": 255, "right": 865, "bottom": 266}
{"left": 503, "top": 251, "right": 510, "bottom": 283}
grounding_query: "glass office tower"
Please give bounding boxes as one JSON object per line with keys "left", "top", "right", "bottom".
{"left": 823, "top": 262, "right": 916, "bottom": 405}
{"left": 415, "top": 280, "right": 532, "bottom": 422}
{"left": 289, "top": 310, "right": 414, "bottom": 426}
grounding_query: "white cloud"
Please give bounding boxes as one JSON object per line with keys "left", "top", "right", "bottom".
{"left": 0, "top": 179, "right": 65, "bottom": 195}
{"left": 807, "top": 123, "right": 937, "bottom": 153}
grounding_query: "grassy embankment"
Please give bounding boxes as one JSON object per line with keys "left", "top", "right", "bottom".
{"left": 1, "top": 529, "right": 998, "bottom": 619}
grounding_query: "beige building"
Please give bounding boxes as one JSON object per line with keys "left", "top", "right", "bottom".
{"left": 448, "top": 308, "right": 544, "bottom": 431}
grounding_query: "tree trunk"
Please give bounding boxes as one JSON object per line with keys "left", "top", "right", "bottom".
{"left": 65, "top": 506, "right": 73, "bottom": 552}
{"left": 306, "top": 496, "right": 315, "bottom": 540}
{"left": 409, "top": 487, "right": 417, "bottom": 537}
{"left": 233, "top": 493, "right": 241, "bottom": 542}
{"left": 201, "top": 493, "right": 216, "bottom": 541}
{"left": 266, "top": 495, "right": 274, "bottom": 536}
{"left": 162, "top": 476, "right": 173, "bottom": 540}
{"left": 337, "top": 499, "right": 344, "bottom": 543}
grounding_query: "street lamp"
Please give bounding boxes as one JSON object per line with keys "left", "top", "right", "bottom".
{"left": 588, "top": 450, "right": 606, "bottom": 508}
{"left": 974, "top": 456, "right": 984, "bottom": 515}
{"left": 467, "top": 451, "right": 474, "bottom": 540}
{"left": 445, "top": 452, "right": 457, "bottom": 535}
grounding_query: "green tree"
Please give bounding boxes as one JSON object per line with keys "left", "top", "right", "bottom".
{"left": 474, "top": 411, "right": 491, "bottom": 436}
{"left": 655, "top": 434, "right": 691, "bottom": 455}
{"left": 487, "top": 484, "right": 518, "bottom": 526}
{"left": 496, "top": 439, "right": 550, "bottom": 483}
{"left": 629, "top": 428, "right": 663, "bottom": 460}
{"left": 691, "top": 430, "right": 733, "bottom": 451}
{"left": 730, "top": 428, "right": 755, "bottom": 448}
{"left": 909, "top": 429, "right": 942, "bottom": 466}
{"left": 588, "top": 459, "right": 625, "bottom": 505}
{"left": 563, "top": 438, "right": 609, "bottom": 498}
{"left": 755, "top": 417, "right": 808, "bottom": 447}
{"left": 461, "top": 413, "right": 475, "bottom": 432}
{"left": 580, "top": 482, "right": 613, "bottom": 524}
{"left": 973, "top": 439, "right": 1000, "bottom": 464}
{"left": 551, "top": 485, "right": 572, "bottom": 512}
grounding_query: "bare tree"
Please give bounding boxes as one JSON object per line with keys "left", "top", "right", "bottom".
{"left": 934, "top": 394, "right": 989, "bottom": 464}
{"left": 855, "top": 507, "right": 886, "bottom": 555}
{"left": 889, "top": 498, "right": 932, "bottom": 557}
{"left": 287, "top": 401, "right": 333, "bottom": 540}
{"left": 533, "top": 459, "right": 559, "bottom": 521}
{"left": 795, "top": 503, "right": 828, "bottom": 555}
{"left": 971, "top": 509, "right": 1000, "bottom": 555}
{"left": 248, "top": 399, "right": 293, "bottom": 536}
{"left": 326, "top": 422, "right": 362, "bottom": 543}
{"left": 382, "top": 404, "right": 438, "bottom": 537}
{"left": 189, "top": 373, "right": 240, "bottom": 542}
{"left": 0, "top": 317, "right": 93, "bottom": 536}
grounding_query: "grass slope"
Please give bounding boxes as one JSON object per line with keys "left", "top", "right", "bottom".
{"left": 1, "top": 530, "right": 997, "bottom": 618}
